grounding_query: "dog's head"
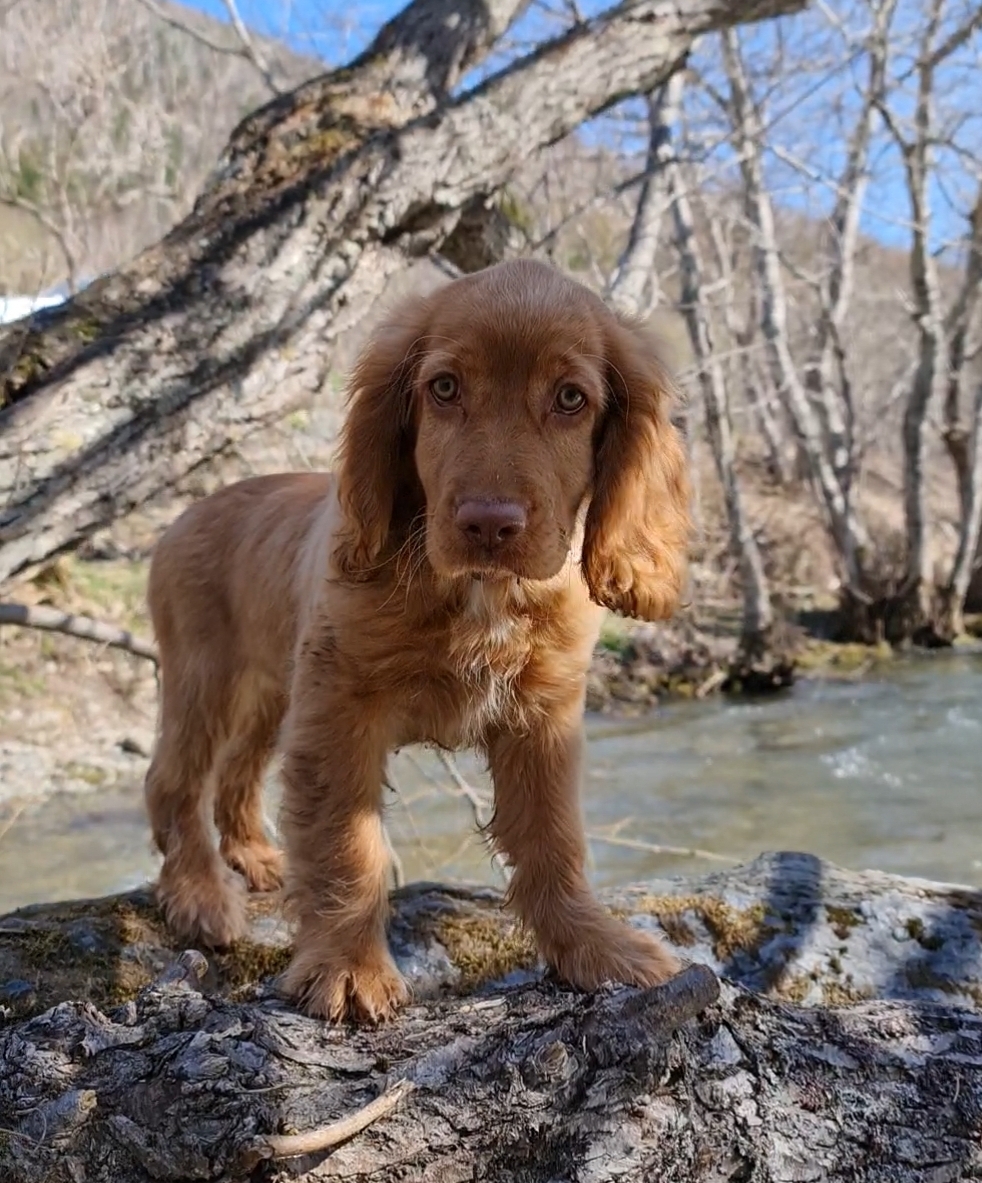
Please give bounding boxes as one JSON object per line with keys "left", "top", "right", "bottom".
{"left": 333, "top": 258, "right": 690, "bottom": 620}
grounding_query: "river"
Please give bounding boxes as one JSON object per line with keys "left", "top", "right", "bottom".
{"left": 1, "top": 651, "right": 980, "bottom": 914}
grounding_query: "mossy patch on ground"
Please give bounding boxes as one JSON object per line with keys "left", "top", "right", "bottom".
{"left": 825, "top": 904, "right": 864, "bottom": 940}
{"left": 30, "top": 555, "right": 151, "bottom": 632}
{"left": 620, "top": 894, "right": 773, "bottom": 963}
{"left": 0, "top": 891, "right": 291, "bottom": 1019}
{"left": 430, "top": 905, "right": 538, "bottom": 992}
{"left": 796, "top": 638, "right": 893, "bottom": 675}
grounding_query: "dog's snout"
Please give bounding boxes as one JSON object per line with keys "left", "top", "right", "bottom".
{"left": 455, "top": 499, "right": 527, "bottom": 549}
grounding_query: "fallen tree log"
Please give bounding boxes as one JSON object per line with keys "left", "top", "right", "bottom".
{"left": 0, "top": 0, "right": 808, "bottom": 590}
{"left": 3, "top": 851, "right": 982, "bottom": 1181}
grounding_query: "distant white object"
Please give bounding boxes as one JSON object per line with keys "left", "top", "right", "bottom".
{"left": 0, "top": 293, "right": 66, "bottom": 325}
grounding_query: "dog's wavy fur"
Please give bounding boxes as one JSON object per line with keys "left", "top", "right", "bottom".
{"left": 144, "top": 258, "right": 691, "bottom": 1022}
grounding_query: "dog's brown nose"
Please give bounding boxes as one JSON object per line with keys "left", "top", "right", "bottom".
{"left": 456, "top": 499, "right": 527, "bottom": 549}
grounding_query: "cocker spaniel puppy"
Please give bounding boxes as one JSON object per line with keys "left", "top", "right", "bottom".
{"left": 144, "top": 258, "right": 691, "bottom": 1022}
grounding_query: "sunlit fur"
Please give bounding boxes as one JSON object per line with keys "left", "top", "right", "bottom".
{"left": 144, "top": 258, "right": 691, "bottom": 1024}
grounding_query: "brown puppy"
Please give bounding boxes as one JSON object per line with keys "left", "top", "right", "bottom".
{"left": 144, "top": 258, "right": 691, "bottom": 1023}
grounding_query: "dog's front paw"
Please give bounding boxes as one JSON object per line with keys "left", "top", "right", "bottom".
{"left": 547, "top": 918, "right": 681, "bottom": 992}
{"left": 282, "top": 946, "right": 409, "bottom": 1024}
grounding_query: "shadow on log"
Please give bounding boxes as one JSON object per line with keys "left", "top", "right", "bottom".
{"left": 3, "top": 852, "right": 982, "bottom": 1180}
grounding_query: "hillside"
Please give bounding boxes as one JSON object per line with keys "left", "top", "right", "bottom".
{"left": 0, "top": 0, "right": 320, "bottom": 293}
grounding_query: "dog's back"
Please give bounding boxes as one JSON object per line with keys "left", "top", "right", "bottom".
{"left": 148, "top": 473, "right": 332, "bottom": 684}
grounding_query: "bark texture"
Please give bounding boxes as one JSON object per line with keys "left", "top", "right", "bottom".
{"left": 4, "top": 852, "right": 982, "bottom": 1182}
{"left": 0, "top": 0, "right": 807, "bottom": 590}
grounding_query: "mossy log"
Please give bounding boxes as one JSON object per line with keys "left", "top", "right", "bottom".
{"left": 4, "top": 852, "right": 982, "bottom": 1181}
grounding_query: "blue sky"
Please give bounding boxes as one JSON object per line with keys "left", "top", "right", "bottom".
{"left": 175, "top": 0, "right": 980, "bottom": 259}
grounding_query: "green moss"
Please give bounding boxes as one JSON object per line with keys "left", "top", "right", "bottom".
{"left": 499, "top": 188, "right": 535, "bottom": 235}
{"left": 434, "top": 910, "right": 537, "bottom": 991}
{"left": 624, "top": 895, "right": 771, "bottom": 962}
{"left": 60, "top": 761, "right": 108, "bottom": 787}
{"left": 904, "top": 917, "right": 944, "bottom": 951}
{"left": 216, "top": 938, "right": 292, "bottom": 996}
{"left": 0, "top": 660, "right": 46, "bottom": 699}
{"left": 1, "top": 893, "right": 292, "bottom": 1019}
{"left": 38, "top": 555, "right": 150, "bottom": 631}
{"left": 773, "top": 969, "right": 870, "bottom": 1007}
{"left": 796, "top": 639, "right": 892, "bottom": 674}
{"left": 825, "top": 905, "right": 863, "bottom": 940}
{"left": 821, "top": 980, "right": 873, "bottom": 1006}
{"left": 902, "top": 960, "right": 981, "bottom": 1004}
{"left": 285, "top": 125, "right": 357, "bottom": 168}
{"left": 73, "top": 316, "right": 101, "bottom": 343}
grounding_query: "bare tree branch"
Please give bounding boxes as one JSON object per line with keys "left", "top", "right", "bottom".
{"left": 0, "top": 601, "right": 158, "bottom": 662}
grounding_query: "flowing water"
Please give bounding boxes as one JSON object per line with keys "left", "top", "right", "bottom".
{"left": 1, "top": 651, "right": 981, "bottom": 914}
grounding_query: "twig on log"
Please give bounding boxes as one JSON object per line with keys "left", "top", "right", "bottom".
{"left": 0, "top": 602, "right": 158, "bottom": 664}
{"left": 242, "top": 1079, "right": 416, "bottom": 1166}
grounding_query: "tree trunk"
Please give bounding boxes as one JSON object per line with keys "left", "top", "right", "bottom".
{"left": 4, "top": 851, "right": 982, "bottom": 1182}
{"left": 0, "top": 0, "right": 807, "bottom": 591}
{"left": 604, "top": 75, "right": 685, "bottom": 318}
{"left": 939, "top": 380, "right": 982, "bottom": 637}
{"left": 720, "top": 29, "right": 871, "bottom": 596}
{"left": 666, "top": 104, "right": 785, "bottom": 682}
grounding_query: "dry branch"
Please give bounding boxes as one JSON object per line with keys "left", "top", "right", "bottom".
{"left": 0, "top": 601, "right": 158, "bottom": 662}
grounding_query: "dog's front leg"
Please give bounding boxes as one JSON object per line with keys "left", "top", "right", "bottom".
{"left": 279, "top": 638, "right": 407, "bottom": 1024}
{"left": 487, "top": 698, "right": 680, "bottom": 992}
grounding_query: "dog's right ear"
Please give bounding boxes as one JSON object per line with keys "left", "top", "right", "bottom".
{"left": 332, "top": 298, "right": 432, "bottom": 578}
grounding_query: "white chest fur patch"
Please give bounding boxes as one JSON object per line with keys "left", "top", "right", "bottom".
{"left": 464, "top": 579, "right": 519, "bottom": 647}
{"left": 451, "top": 579, "right": 529, "bottom": 738}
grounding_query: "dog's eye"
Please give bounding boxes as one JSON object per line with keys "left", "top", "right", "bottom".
{"left": 554, "top": 385, "right": 587, "bottom": 415}
{"left": 429, "top": 375, "right": 460, "bottom": 405}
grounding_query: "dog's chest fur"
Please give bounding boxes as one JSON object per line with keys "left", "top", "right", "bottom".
{"left": 428, "top": 580, "right": 533, "bottom": 747}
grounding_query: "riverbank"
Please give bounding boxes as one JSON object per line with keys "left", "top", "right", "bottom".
{"left": 1, "top": 554, "right": 980, "bottom": 806}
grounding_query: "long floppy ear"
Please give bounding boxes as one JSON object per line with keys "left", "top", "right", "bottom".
{"left": 332, "top": 298, "right": 432, "bottom": 578}
{"left": 581, "top": 314, "right": 691, "bottom": 620}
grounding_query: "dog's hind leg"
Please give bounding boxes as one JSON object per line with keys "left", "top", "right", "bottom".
{"left": 145, "top": 664, "right": 248, "bottom": 948}
{"left": 213, "top": 686, "right": 285, "bottom": 894}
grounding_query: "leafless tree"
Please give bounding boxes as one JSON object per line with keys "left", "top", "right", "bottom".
{"left": 641, "top": 71, "right": 777, "bottom": 658}
{"left": 0, "top": 0, "right": 317, "bottom": 294}
{"left": 876, "top": 0, "right": 982, "bottom": 637}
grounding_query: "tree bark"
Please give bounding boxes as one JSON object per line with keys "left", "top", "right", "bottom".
{"left": 666, "top": 121, "right": 777, "bottom": 663}
{"left": 879, "top": 2, "right": 982, "bottom": 639}
{"left": 0, "top": 0, "right": 808, "bottom": 591}
{"left": 4, "top": 851, "right": 982, "bottom": 1182}
{"left": 801, "top": 0, "right": 899, "bottom": 508}
{"left": 604, "top": 75, "right": 684, "bottom": 318}
{"left": 720, "top": 28, "right": 871, "bottom": 594}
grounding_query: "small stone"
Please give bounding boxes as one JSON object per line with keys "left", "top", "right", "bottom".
{"left": 0, "top": 979, "right": 37, "bottom": 1007}
{"left": 893, "top": 925, "right": 910, "bottom": 942}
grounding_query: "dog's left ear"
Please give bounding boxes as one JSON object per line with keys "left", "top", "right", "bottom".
{"left": 332, "top": 299, "right": 431, "bottom": 578}
{"left": 581, "top": 314, "right": 691, "bottom": 621}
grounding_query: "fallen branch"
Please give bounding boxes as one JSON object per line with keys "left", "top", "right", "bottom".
{"left": 0, "top": 602, "right": 158, "bottom": 663}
